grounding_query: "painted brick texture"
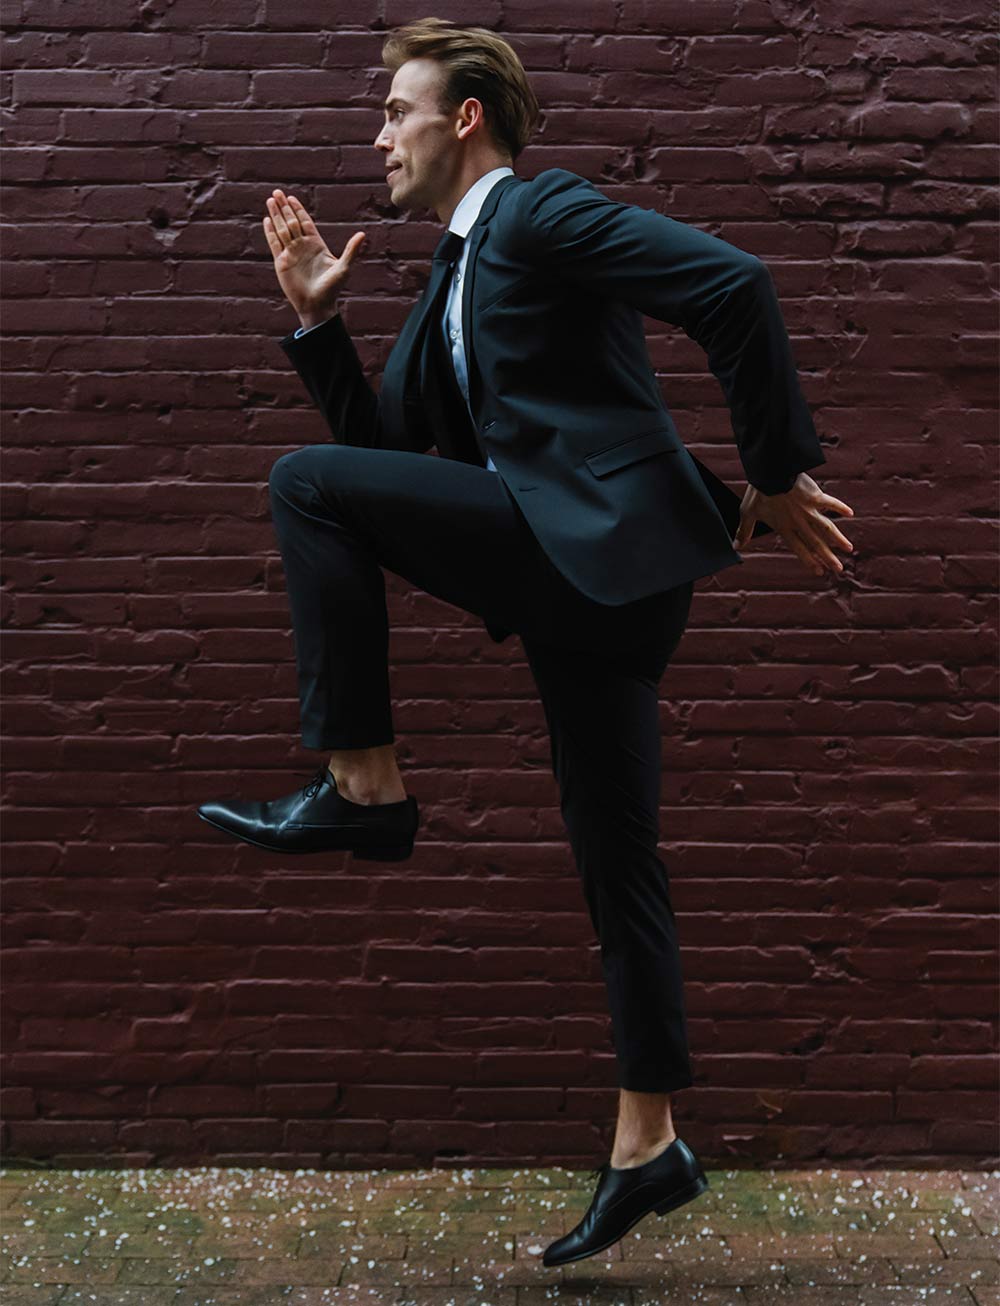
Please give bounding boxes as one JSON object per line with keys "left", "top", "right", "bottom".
{"left": 2, "top": 1, "right": 997, "bottom": 1170}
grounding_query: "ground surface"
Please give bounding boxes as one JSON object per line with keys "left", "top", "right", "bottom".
{"left": 1, "top": 1164, "right": 997, "bottom": 1304}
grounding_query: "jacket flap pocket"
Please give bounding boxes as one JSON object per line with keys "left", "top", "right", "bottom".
{"left": 478, "top": 275, "right": 533, "bottom": 313}
{"left": 584, "top": 425, "right": 684, "bottom": 477}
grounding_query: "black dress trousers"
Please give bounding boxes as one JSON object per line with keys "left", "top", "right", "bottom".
{"left": 267, "top": 435, "right": 695, "bottom": 1093}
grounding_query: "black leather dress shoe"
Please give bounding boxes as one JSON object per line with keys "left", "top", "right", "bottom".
{"left": 197, "top": 766, "right": 419, "bottom": 861}
{"left": 541, "top": 1136, "right": 709, "bottom": 1267}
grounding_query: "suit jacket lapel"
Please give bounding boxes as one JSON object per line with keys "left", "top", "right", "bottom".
{"left": 382, "top": 179, "right": 520, "bottom": 446}
{"left": 461, "top": 173, "right": 522, "bottom": 417}
{"left": 460, "top": 224, "right": 489, "bottom": 416}
{"left": 380, "top": 245, "right": 455, "bottom": 447}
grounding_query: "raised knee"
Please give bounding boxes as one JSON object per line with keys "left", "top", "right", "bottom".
{"left": 268, "top": 448, "right": 310, "bottom": 496}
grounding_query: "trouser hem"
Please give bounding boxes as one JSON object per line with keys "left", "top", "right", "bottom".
{"left": 302, "top": 732, "right": 396, "bottom": 750}
{"left": 619, "top": 1072, "right": 695, "bottom": 1094}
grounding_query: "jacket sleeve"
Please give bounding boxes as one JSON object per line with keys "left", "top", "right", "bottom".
{"left": 505, "top": 168, "right": 826, "bottom": 495}
{"left": 279, "top": 312, "right": 383, "bottom": 447}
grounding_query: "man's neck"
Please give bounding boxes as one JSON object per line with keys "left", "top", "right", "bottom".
{"left": 436, "top": 157, "right": 513, "bottom": 226}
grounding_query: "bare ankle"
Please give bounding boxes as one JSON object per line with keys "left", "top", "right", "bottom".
{"left": 333, "top": 776, "right": 407, "bottom": 805}
{"left": 610, "top": 1130, "right": 676, "bottom": 1168}
{"left": 326, "top": 747, "right": 405, "bottom": 805}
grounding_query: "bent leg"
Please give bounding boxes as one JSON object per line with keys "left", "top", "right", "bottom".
{"left": 268, "top": 444, "right": 573, "bottom": 750}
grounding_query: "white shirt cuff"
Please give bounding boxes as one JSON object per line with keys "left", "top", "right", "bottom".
{"left": 294, "top": 314, "right": 339, "bottom": 338}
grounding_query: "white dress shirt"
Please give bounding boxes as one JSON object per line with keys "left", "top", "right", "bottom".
{"left": 437, "top": 166, "right": 514, "bottom": 471}
{"left": 294, "top": 166, "right": 514, "bottom": 473}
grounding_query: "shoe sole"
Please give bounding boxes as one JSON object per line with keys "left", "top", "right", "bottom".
{"left": 196, "top": 810, "right": 415, "bottom": 862}
{"left": 654, "top": 1171, "right": 710, "bottom": 1215}
{"left": 544, "top": 1171, "right": 710, "bottom": 1268}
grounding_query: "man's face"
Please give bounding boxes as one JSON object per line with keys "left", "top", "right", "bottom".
{"left": 374, "top": 58, "right": 464, "bottom": 211}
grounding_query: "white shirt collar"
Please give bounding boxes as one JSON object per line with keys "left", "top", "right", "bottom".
{"left": 447, "top": 166, "right": 516, "bottom": 239}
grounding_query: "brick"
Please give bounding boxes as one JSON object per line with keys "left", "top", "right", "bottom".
{"left": 838, "top": 0, "right": 994, "bottom": 25}
{"left": 82, "top": 33, "right": 201, "bottom": 67}
{"left": 13, "top": 0, "right": 139, "bottom": 25}
{"left": 13, "top": 69, "right": 162, "bottom": 105}
{"left": 202, "top": 32, "right": 323, "bottom": 67}
{"left": 61, "top": 108, "right": 182, "bottom": 142}
{"left": 160, "top": 70, "right": 251, "bottom": 105}
{"left": 3, "top": 31, "right": 83, "bottom": 68}
{"left": 262, "top": 0, "right": 382, "bottom": 24}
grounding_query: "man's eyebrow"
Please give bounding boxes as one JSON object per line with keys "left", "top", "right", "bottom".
{"left": 383, "top": 96, "right": 411, "bottom": 110}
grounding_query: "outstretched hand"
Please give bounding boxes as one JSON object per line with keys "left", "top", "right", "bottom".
{"left": 262, "top": 188, "right": 366, "bottom": 329}
{"left": 734, "top": 473, "right": 855, "bottom": 577}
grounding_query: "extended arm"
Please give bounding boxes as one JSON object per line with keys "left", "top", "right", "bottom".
{"left": 506, "top": 169, "right": 854, "bottom": 578}
{"left": 506, "top": 169, "right": 826, "bottom": 495}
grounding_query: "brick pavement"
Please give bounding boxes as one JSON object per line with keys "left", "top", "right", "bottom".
{"left": 1, "top": 1164, "right": 996, "bottom": 1304}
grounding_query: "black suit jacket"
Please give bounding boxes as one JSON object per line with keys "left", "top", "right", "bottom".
{"left": 281, "top": 169, "right": 826, "bottom": 634}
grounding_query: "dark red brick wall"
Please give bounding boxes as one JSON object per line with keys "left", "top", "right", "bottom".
{"left": 3, "top": 1, "right": 997, "bottom": 1170}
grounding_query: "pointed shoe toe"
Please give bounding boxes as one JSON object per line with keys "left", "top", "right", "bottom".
{"left": 197, "top": 768, "right": 419, "bottom": 860}
{"left": 197, "top": 796, "right": 263, "bottom": 841}
{"left": 541, "top": 1137, "right": 709, "bottom": 1268}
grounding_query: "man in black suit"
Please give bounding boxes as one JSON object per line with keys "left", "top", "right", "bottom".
{"left": 198, "top": 17, "right": 855, "bottom": 1266}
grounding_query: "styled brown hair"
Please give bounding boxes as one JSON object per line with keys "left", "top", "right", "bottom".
{"left": 381, "top": 17, "right": 540, "bottom": 162}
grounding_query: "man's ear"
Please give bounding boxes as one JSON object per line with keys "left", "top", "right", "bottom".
{"left": 455, "top": 96, "right": 486, "bottom": 142}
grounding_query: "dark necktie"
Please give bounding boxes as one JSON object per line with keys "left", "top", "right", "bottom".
{"left": 433, "top": 229, "right": 466, "bottom": 265}
{"left": 421, "top": 230, "right": 489, "bottom": 468}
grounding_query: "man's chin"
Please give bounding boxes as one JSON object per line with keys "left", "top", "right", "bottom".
{"left": 388, "top": 181, "right": 418, "bottom": 210}
{"left": 388, "top": 177, "right": 434, "bottom": 211}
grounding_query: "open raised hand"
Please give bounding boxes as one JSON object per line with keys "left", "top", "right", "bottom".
{"left": 733, "top": 472, "right": 855, "bottom": 578}
{"left": 262, "top": 188, "right": 366, "bottom": 330}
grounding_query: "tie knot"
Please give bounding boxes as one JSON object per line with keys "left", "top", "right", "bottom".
{"left": 433, "top": 230, "right": 465, "bottom": 264}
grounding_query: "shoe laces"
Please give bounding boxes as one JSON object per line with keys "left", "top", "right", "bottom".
{"left": 298, "top": 768, "right": 329, "bottom": 801}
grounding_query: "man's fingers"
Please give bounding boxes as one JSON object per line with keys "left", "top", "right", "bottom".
{"left": 266, "top": 195, "right": 291, "bottom": 245}
{"left": 799, "top": 539, "right": 832, "bottom": 576}
{"left": 286, "top": 194, "right": 320, "bottom": 237}
{"left": 782, "top": 490, "right": 856, "bottom": 574}
{"left": 803, "top": 502, "right": 854, "bottom": 555}
{"left": 278, "top": 197, "right": 302, "bottom": 240}
{"left": 262, "top": 215, "right": 282, "bottom": 258}
{"left": 265, "top": 190, "right": 325, "bottom": 253}
{"left": 821, "top": 515, "right": 854, "bottom": 553}
{"left": 740, "top": 480, "right": 857, "bottom": 577}
{"left": 819, "top": 493, "right": 854, "bottom": 518}
{"left": 811, "top": 537, "right": 845, "bottom": 573}
{"left": 796, "top": 520, "right": 852, "bottom": 575}
{"left": 759, "top": 508, "right": 853, "bottom": 578}
{"left": 785, "top": 528, "right": 823, "bottom": 575}
{"left": 340, "top": 230, "right": 367, "bottom": 264}
{"left": 271, "top": 189, "right": 309, "bottom": 242}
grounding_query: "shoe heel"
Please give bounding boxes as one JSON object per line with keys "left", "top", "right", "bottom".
{"left": 353, "top": 842, "right": 413, "bottom": 862}
{"left": 654, "top": 1172, "right": 709, "bottom": 1215}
